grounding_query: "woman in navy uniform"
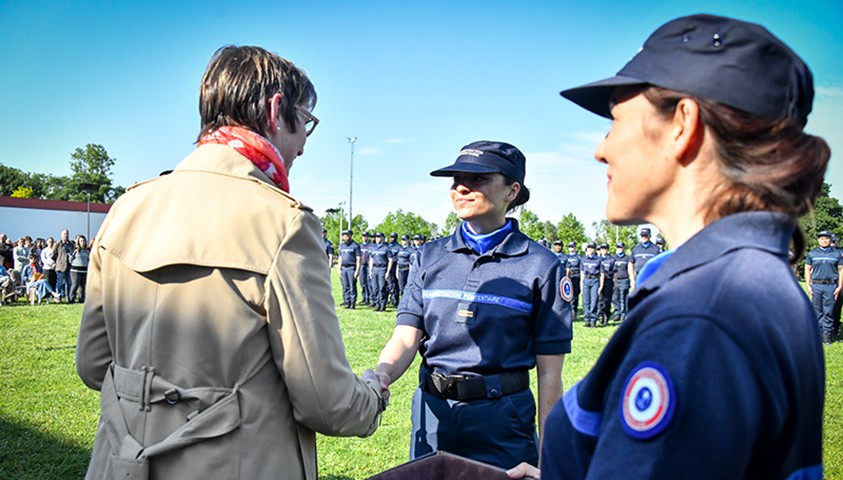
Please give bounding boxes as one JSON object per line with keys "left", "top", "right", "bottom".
{"left": 369, "top": 232, "right": 390, "bottom": 311}
{"left": 375, "top": 141, "right": 572, "bottom": 470}
{"left": 597, "top": 243, "right": 615, "bottom": 326}
{"left": 565, "top": 242, "right": 582, "bottom": 319}
{"left": 359, "top": 232, "right": 372, "bottom": 305}
{"left": 580, "top": 242, "right": 600, "bottom": 327}
{"left": 612, "top": 242, "right": 631, "bottom": 322}
{"left": 510, "top": 14, "right": 828, "bottom": 480}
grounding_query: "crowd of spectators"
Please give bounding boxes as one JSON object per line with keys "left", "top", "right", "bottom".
{"left": 0, "top": 230, "right": 90, "bottom": 305}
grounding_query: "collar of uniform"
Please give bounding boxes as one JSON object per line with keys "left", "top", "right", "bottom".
{"left": 175, "top": 144, "right": 278, "bottom": 187}
{"left": 445, "top": 218, "right": 529, "bottom": 257}
{"left": 636, "top": 211, "right": 794, "bottom": 291}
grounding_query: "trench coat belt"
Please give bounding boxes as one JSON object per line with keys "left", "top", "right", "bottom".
{"left": 99, "top": 364, "right": 242, "bottom": 479}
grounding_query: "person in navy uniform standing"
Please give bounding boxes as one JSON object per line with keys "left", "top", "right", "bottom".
{"left": 655, "top": 237, "right": 667, "bottom": 253}
{"left": 565, "top": 242, "right": 582, "bottom": 320}
{"left": 390, "top": 234, "right": 414, "bottom": 302}
{"left": 359, "top": 232, "right": 372, "bottom": 306}
{"left": 805, "top": 231, "right": 843, "bottom": 345}
{"left": 832, "top": 234, "right": 843, "bottom": 340}
{"left": 597, "top": 243, "right": 615, "bottom": 326}
{"left": 386, "top": 233, "right": 401, "bottom": 307}
{"left": 369, "top": 232, "right": 390, "bottom": 312}
{"left": 322, "top": 228, "right": 334, "bottom": 267}
{"left": 337, "top": 230, "right": 361, "bottom": 309}
{"left": 612, "top": 242, "right": 631, "bottom": 322}
{"left": 629, "top": 228, "right": 658, "bottom": 289}
{"left": 374, "top": 140, "right": 572, "bottom": 470}
{"left": 580, "top": 242, "right": 601, "bottom": 327}
{"left": 509, "top": 14, "right": 828, "bottom": 480}
{"left": 552, "top": 240, "right": 567, "bottom": 263}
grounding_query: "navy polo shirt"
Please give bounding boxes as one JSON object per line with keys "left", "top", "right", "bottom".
{"left": 805, "top": 247, "right": 842, "bottom": 282}
{"left": 541, "top": 212, "right": 824, "bottom": 479}
{"left": 359, "top": 241, "right": 372, "bottom": 265}
{"left": 614, "top": 253, "right": 630, "bottom": 280}
{"left": 395, "top": 245, "right": 413, "bottom": 268}
{"left": 566, "top": 253, "right": 582, "bottom": 277}
{"left": 370, "top": 243, "right": 390, "bottom": 267}
{"left": 631, "top": 241, "right": 659, "bottom": 274}
{"left": 396, "top": 220, "right": 572, "bottom": 376}
{"left": 581, "top": 254, "right": 601, "bottom": 277}
{"left": 600, "top": 254, "right": 616, "bottom": 277}
{"left": 338, "top": 240, "right": 360, "bottom": 267}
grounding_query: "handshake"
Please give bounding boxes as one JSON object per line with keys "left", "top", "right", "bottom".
{"left": 361, "top": 369, "right": 391, "bottom": 414}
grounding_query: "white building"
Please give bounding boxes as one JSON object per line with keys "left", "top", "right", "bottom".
{"left": 0, "top": 196, "right": 111, "bottom": 242}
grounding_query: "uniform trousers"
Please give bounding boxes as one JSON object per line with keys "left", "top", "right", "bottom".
{"left": 388, "top": 270, "right": 399, "bottom": 306}
{"left": 396, "top": 267, "right": 410, "bottom": 300}
{"left": 340, "top": 266, "right": 357, "bottom": 306}
{"left": 410, "top": 387, "right": 538, "bottom": 470}
{"left": 569, "top": 275, "right": 581, "bottom": 318}
{"left": 359, "top": 264, "right": 370, "bottom": 303}
{"left": 599, "top": 278, "right": 614, "bottom": 321}
{"left": 371, "top": 266, "right": 388, "bottom": 309}
{"left": 582, "top": 278, "right": 600, "bottom": 326}
{"left": 812, "top": 282, "right": 837, "bottom": 336}
{"left": 612, "top": 278, "right": 630, "bottom": 320}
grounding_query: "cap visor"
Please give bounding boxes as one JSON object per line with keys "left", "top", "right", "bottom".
{"left": 560, "top": 75, "right": 647, "bottom": 119}
{"left": 430, "top": 163, "right": 501, "bottom": 177}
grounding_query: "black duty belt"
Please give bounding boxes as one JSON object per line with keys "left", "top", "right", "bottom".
{"left": 398, "top": 265, "right": 411, "bottom": 271}
{"left": 584, "top": 274, "right": 600, "bottom": 279}
{"left": 341, "top": 264, "right": 356, "bottom": 268}
{"left": 422, "top": 369, "right": 529, "bottom": 401}
{"left": 813, "top": 279, "right": 837, "bottom": 285}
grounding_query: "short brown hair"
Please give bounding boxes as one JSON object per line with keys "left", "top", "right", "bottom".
{"left": 197, "top": 45, "right": 316, "bottom": 141}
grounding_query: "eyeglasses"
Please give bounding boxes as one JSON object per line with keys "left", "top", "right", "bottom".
{"left": 296, "top": 106, "right": 319, "bottom": 137}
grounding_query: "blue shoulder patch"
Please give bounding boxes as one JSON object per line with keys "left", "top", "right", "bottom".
{"left": 619, "top": 361, "right": 676, "bottom": 440}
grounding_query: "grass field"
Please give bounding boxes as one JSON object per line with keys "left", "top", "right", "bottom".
{"left": 0, "top": 275, "right": 841, "bottom": 479}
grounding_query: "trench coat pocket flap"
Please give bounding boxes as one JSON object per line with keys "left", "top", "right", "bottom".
{"left": 143, "top": 387, "right": 242, "bottom": 458}
{"left": 111, "top": 455, "right": 149, "bottom": 480}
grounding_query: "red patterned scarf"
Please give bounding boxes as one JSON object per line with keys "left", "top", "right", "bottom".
{"left": 198, "top": 126, "right": 290, "bottom": 192}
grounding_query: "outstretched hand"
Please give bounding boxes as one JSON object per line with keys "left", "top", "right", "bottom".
{"left": 506, "top": 462, "right": 540, "bottom": 479}
{"left": 362, "top": 369, "right": 391, "bottom": 403}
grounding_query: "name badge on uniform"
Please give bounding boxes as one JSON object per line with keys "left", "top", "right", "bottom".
{"left": 620, "top": 361, "right": 676, "bottom": 440}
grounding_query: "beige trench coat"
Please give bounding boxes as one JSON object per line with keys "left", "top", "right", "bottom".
{"left": 76, "top": 144, "right": 381, "bottom": 479}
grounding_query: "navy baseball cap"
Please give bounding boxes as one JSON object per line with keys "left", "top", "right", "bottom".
{"left": 431, "top": 140, "right": 526, "bottom": 184}
{"left": 560, "top": 14, "right": 813, "bottom": 125}
{"left": 616, "top": 242, "right": 625, "bottom": 248}
{"left": 362, "top": 232, "right": 369, "bottom": 237}
{"left": 401, "top": 234, "right": 409, "bottom": 240}
{"left": 640, "top": 228, "right": 651, "bottom": 236}
{"left": 817, "top": 231, "right": 832, "bottom": 238}
{"left": 375, "top": 232, "right": 385, "bottom": 238}
{"left": 587, "top": 241, "right": 597, "bottom": 248}
{"left": 656, "top": 237, "right": 666, "bottom": 245}
{"left": 568, "top": 241, "right": 577, "bottom": 247}
{"left": 389, "top": 232, "right": 398, "bottom": 238}
{"left": 412, "top": 234, "right": 422, "bottom": 240}
{"left": 553, "top": 240, "right": 563, "bottom": 246}
{"left": 341, "top": 229, "right": 352, "bottom": 236}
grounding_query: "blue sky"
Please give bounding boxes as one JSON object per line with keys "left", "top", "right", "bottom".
{"left": 1, "top": 0, "right": 841, "bottom": 235}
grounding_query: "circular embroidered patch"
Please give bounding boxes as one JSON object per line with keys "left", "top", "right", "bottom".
{"left": 620, "top": 362, "right": 676, "bottom": 439}
{"left": 559, "top": 276, "right": 574, "bottom": 303}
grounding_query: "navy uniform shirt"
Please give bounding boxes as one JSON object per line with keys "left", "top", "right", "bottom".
{"left": 396, "top": 220, "right": 572, "bottom": 376}
{"left": 359, "top": 240, "right": 372, "bottom": 266}
{"left": 554, "top": 251, "right": 568, "bottom": 265}
{"left": 323, "top": 239, "right": 334, "bottom": 258}
{"left": 631, "top": 242, "right": 659, "bottom": 274}
{"left": 338, "top": 240, "right": 360, "bottom": 267}
{"left": 600, "top": 254, "right": 616, "bottom": 278}
{"left": 805, "top": 246, "right": 842, "bottom": 281}
{"left": 395, "top": 244, "right": 414, "bottom": 269}
{"left": 614, "top": 253, "right": 630, "bottom": 280}
{"left": 541, "top": 212, "right": 824, "bottom": 479}
{"left": 566, "top": 253, "right": 582, "bottom": 278}
{"left": 370, "top": 243, "right": 390, "bottom": 267}
{"left": 581, "top": 254, "right": 601, "bottom": 277}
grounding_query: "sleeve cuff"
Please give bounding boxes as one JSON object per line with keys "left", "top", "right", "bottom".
{"left": 535, "top": 340, "right": 571, "bottom": 355}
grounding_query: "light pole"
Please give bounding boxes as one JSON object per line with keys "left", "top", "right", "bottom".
{"left": 345, "top": 136, "right": 357, "bottom": 232}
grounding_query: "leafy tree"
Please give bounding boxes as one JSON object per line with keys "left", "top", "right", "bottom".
{"left": 0, "top": 164, "right": 29, "bottom": 197}
{"left": 321, "top": 207, "right": 369, "bottom": 245}
{"left": 517, "top": 209, "right": 545, "bottom": 241}
{"left": 591, "top": 220, "right": 639, "bottom": 249}
{"left": 441, "top": 212, "right": 460, "bottom": 236}
{"left": 376, "top": 209, "right": 433, "bottom": 239}
{"left": 10, "top": 186, "right": 33, "bottom": 198}
{"left": 556, "top": 213, "right": 587, "bottom": 247}
{"left": 800, "top": 182, "right": 843, "bottom": 246}
{"left": 68, "top": 144, "right": 120, "bottom": 203}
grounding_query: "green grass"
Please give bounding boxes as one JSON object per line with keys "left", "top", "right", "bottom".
{"left": 0, "top": 276, "right": 841, "bottom": 478}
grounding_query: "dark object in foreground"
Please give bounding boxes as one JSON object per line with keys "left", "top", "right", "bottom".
{"left": 369, "top": 451, "right": 511, "bottom": 480}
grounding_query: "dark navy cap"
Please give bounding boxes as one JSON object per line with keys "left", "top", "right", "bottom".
{"left": 656, "top": 237, "right": 666, "bottom": 245}
{"left": 375, "top": 232, "right": 385, "bottom": 238}
{"left": 553, "top": 240, "right": 563, "bottom": 246}
{"left": 341, "top": 229, "right": 352, "bottom": 236}
{"left": 817, "top": 231, "right": 832, "bottom": 238}
{"left": 412, "top": 234, "right": 422, "bottom": 240}
{"left": 640, "top": 228, "right": 651, "bottom": 236}
{"left": 401, "top": 234, "right": 409, "bottom": 240}
{"left": 599, "top": 243, "right": 609, "bottom": 249}
{"left": 616, "top": 242, "right": 626, "bottom": 248}
{"left": 568, "top": 241, "right": 577, "bottom": 248}
{"left": 362, "top": 232, "right": 369, "bottom": 237}
{"left": 560, "top": 14, "right": 813, "bottom": 125}
{"left": 389, "top": 232, "right": 398, "bottom": 239}
{"left": 587, "top": 241, "right": 597, "bottom": 248}
{"left": 430, "top": 140, "right": 526, "bottom": 184}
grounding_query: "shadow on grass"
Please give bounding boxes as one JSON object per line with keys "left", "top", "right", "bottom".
{"left": 0, "top": 416, "right": 91, "bottom": 479}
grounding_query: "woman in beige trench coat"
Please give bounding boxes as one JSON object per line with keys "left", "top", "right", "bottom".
{"left": 76, "top": 45, "right": 386, "bottom": 480}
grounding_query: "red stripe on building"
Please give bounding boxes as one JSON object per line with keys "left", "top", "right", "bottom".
{"left": 0, "top": 196, "right": 112, "bottom": 214}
